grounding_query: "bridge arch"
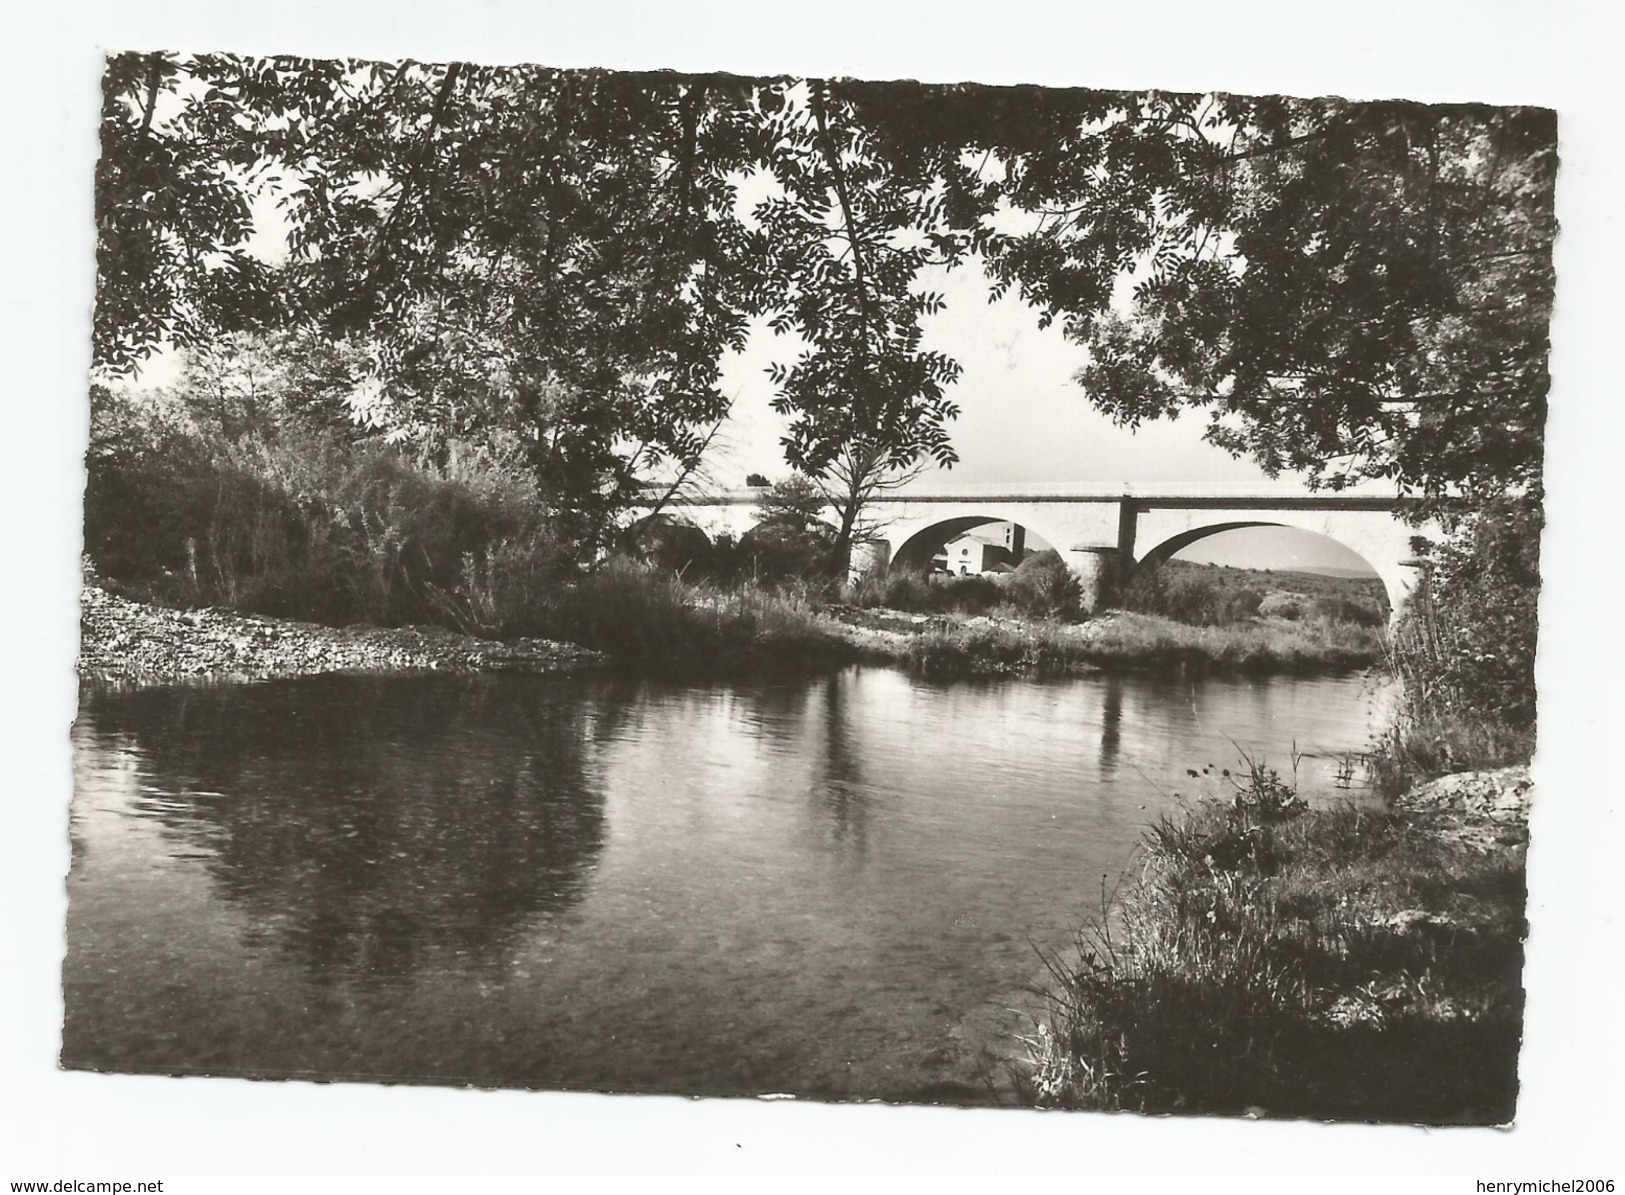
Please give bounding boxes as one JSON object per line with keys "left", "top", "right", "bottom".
{"left": 1134, "top": 521, "right": 1280, "bottom": 570}
{"left": 1129, "top": 513, "right": 1422, "bottom": 617}
{"left": 889, "top": 513, "right": 1068, "bottom": 574}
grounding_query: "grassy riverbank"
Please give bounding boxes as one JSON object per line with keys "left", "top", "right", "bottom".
{"left": 498, "top": 566, "right": 1385, "bottom": 678}
{"left": 896, "top": 609, "right": 1383, "bottom": 678}
{"left": 1017, "top": 765, "right": 1528, "bottom": 1122}
{"left": 81, "top": 559, "right": 1386, "bottom": 684}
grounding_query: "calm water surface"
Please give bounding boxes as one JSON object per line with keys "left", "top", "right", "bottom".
{"left": 65, "top": 666, "right": 1387, "bottom": 1101}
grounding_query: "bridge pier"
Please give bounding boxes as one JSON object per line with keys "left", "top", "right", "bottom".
{"left": 1066, "top": 546, "right": 1125, "bottom": 615}
{"left": 849, "top": 538, "right": 891, "bottom": 584}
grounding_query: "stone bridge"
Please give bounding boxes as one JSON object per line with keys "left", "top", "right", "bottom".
{"left": 650, "top": 482, "right": 1430, "bottom": 615}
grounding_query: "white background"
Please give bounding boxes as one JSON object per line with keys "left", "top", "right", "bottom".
{"left": 3, "top": 0, "right": 1621, "bottom": 1179}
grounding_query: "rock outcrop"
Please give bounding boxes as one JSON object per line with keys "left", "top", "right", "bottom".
{"left": 1396, "top": 765, "right": 1533, "bottom": 853}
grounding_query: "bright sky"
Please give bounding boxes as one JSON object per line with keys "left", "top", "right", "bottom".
{"left": 716, "top": 260, "right": 1279, "bottom": 489}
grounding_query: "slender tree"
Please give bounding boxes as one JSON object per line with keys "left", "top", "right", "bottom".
{"left": 805, "top": 442, "right": 924, "bottom": 575}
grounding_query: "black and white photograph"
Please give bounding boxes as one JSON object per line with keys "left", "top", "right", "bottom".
{"left": 5, "top": 0, "right": 1622, "bottom": 1181}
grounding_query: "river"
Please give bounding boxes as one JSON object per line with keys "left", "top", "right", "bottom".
{"left": 64, "top": 666, "right": 1387, "bottom": 1102}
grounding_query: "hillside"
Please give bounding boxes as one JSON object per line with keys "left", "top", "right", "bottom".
{"left": 1160, "top": 558, "right": 1390, "bottom": 615}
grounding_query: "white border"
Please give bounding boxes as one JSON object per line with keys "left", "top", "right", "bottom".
{"left": 5, "top": 0, "right": 1621, "bottom": 1177}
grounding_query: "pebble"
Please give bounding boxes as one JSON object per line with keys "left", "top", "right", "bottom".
{"left": 78, "top": 583, "right": 602, "bottom": 686}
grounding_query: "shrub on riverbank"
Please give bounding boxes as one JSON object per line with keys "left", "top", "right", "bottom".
{"left": 846, "top": 551, "right": 1081, "bottom": 621}
{"left": 86, "top": 385, "right": 562, "bottom": 628}
{"left": 1371, "top": 500, "right": 1540, "bottom": 796}
{"left": 847, "top": 570, "right": 1004, "bottom": 616}
{"left": 523, "top": 559, "right": 854, "bottom": 669}
{"left": 1005, "top": 550, "right": 1083, "bottom": 618}
{"left": 1019, "top": 774, "right": 1525, "bottom": 1121}
{"left": 1117, "top": 563, "right": 1264, "bottom": 625}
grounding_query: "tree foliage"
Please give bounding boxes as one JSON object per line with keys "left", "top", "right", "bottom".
{"left": 985, "top": 94, "right": 1557, "bottom": 504}
{"left": 96, "top": 55, "right": 1557, "bottom": 550}
{"left": 1395, "top": 499, "right": 1542, "bottom": 729}
{"left": 754, "top": 472, "right": 828, "bottom": 531}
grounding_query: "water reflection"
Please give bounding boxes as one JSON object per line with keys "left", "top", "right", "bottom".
{"left": 813, "top": 675, "right": 870, "bottom": 858}
{"left": 68, "top": 666, "right": 1384, "bottom": 1096}
{"left": 1099, "top": 675, "right": 1123, "bottom": 777}
{"left": 76, "top": 675, "right": 613, "bottom": 987}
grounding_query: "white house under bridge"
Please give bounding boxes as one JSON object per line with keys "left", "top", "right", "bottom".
{"left": 643, "top": 482, "right": 1433, "bottom": 617}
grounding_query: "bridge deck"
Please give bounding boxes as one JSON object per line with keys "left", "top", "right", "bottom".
{"left": 663, "top": 482, "right": 1407, "bottom": 508}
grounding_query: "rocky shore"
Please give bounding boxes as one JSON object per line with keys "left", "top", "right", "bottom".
{"left": 1396, "top": 764, "right": 1534, "bottom": 854}
{"left": 78, "top": 584, "right": 602, "bottom": 686}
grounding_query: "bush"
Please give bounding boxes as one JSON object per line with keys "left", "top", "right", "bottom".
{"left": 84, "top": 387, "right": 563, "bottom": 630}
{"left": 735, "top": 517, "right": 834, "bottom": 582}
{"left": 1004, "top": 549, "right": 1082, "bottom": 619}
{"left": 852, "top": 553, "right": 1081, "bottom": 621}
{"left": 1119, "top": 565, "right": 1264, "bottom": 626}
{"left": 1374, "top": 498, "right": 1540, "bottom": 792}
{"left": 1257, "top": 591, "right": 1303, "bottom": 620}
{"left": 845, "top": 568, "right": 1008, "bottom": 616}
{"left": 628, "top": 516, "right": 721, "bottom": 579}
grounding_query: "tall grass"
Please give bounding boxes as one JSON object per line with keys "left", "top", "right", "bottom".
{"left": 846, "top": 550, "right": 1081, "bottom": 620}
{"left": 1371, "top": 588, "right": 1537, "bottom": 797}
{"left": 1082, "top": 612, "right": 1384, "bottom": 673}
{"left": 1369, "top": 501, "right": 1540, "bottom": 797}
{"left": 847, "top": 570, "right": 1004, "bottom": 616}
{"left": 86, "top": 389, "right": 562, "bottom": 630}
{"left": 1117, "top": 564, "right": 1263, "bottom": 625}
{"left": 1018, "top": 769, "right": 1525, "bottom": 1121}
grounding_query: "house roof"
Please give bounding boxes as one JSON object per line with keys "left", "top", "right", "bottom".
{"left": 946, "top": 531, "right": 1007, "bottom": 548}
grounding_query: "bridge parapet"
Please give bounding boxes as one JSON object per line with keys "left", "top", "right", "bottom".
{"left": 663, "top": 480, "right": 1407, "bottom": 506}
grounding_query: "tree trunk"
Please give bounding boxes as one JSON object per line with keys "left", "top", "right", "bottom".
{"left": 829, "top": 497, "right": 859, "bottom": 580}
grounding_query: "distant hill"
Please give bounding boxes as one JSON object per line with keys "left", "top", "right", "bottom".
{"left": 1157, "top": 558, "right": 1389, "bottom": 617}
{"left": 1283, "top": 565, "right": 1380, "bottom": 580}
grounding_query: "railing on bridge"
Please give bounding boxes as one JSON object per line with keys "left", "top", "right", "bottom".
{"left": 659, "top": 480, "right": 1406, "bottom": 506}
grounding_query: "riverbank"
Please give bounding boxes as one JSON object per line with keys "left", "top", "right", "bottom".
{"left": 831, "top": 606, "right": 1384, "bottom": 677}
{"left": 1018, "top": 764, "right": 1530, "bottom": 1122}
{"left": 78, "top": 572, "right": 1386, "bottom": 686}
{"left": 78, "top": 583, "right": 603, "bottom": 684}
